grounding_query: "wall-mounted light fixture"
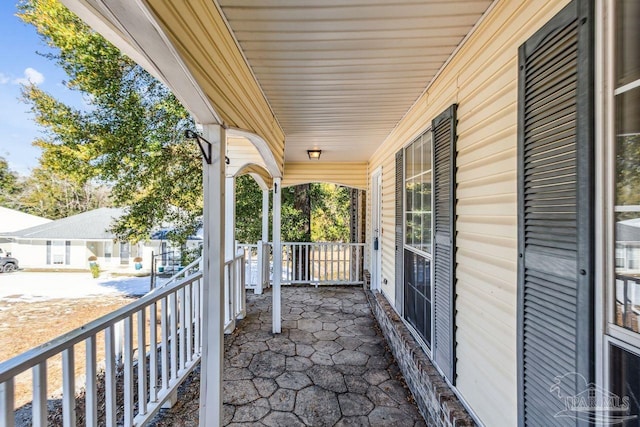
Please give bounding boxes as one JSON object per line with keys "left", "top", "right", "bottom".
{"left": 307, "top": 149, "right": 322, "bottom": 160}
{"left": 185, "top": 130, "right": 230, "bottom": 165}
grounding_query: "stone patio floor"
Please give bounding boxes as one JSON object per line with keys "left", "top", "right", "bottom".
{"left": 149, "top": 286, "right": 426, "bottom": 426}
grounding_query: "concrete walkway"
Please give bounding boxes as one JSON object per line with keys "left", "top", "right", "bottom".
{"left": 150, "top": 286, "right": 426, "bottom": 426}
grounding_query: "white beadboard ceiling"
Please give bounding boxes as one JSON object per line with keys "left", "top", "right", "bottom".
{"left": 217, "top": 0, "right": 493, "bottom": 162}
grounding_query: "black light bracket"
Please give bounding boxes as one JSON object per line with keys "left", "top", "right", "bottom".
{"left": 185, "top": 129, "right": 230, "bottom": 165}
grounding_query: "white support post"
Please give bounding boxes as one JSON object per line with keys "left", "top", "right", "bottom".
{"left": 198, "top": 124, "right": 226, "bottom": 427}
{"left": 256, "top": 241, "right": 264, "bottom": 295}
{"left": 225, "top": 176, "right": 236, "bottom": 262}
{"left": 272, "top": 178, "right": 282, "bottom": 334}
{"left": 258, "top": 188, "right": 270, "bottom": 293}
{"left": 262, "top": 189, "right": 269, "bottom": 243}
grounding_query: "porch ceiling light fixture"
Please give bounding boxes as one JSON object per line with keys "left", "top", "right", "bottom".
{"left": 307, "top": 149, "right": 322, "bottom": 160}
{"left": 184, "top": 130, "right": 230, "bottom": 165}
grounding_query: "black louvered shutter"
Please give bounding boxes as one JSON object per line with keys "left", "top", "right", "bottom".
{"left": 517, "top": 1, "right": 593, "bottom": 426}
{"left": 432, "top": 104, "right": 457, "bottom": 383}
{"left": 395, "top": 150, "right": 404, "bottom": 314}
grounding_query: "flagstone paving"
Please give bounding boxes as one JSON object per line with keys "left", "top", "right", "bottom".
{"left": 150, "top": 286, "right": 426, "bottom": 426}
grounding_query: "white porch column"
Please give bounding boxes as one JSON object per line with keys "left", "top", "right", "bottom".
{"left": 262, "top": 189, "right": 269, "bottom": 243}
{"left": 225, "top": 176, "right": 236, "bottom": 262}
{"left": 272, "top": 178, "right": 282, "bottom": 334}
{"left": 256, "top": 189, "right": 270, "bottom": 295}
{"left": 198, "top": 124, "right": 225, "bottom": 427}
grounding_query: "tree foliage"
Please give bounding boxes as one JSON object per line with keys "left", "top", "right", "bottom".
{"left": 16, "top": 166, "right": 111, "bottom": 219}
{"left": 18, "top": 0, "right": 199, "bottom": 243}
{"left": 0, "top": 157, "right": 22, "bottom": 208}
{"left": 311, "top": 183, "right": 351, "bottom": 242}
{"left": 17, "top": 0, "right": 351, "bottom": 245}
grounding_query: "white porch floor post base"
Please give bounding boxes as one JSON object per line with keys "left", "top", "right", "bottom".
{"left": 272, "top": 178, "right": 282, "bottom": 334}
{"left": 198, "top": 124, "right": 226, "bottom": 427}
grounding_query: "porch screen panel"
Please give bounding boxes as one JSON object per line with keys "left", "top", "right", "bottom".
{"left": 432, "top": 104, "right": 457, "bottom": 384}
{"left": 395, "top": 150, "right": 404, "bottom": 313}
{"left": 517, "top": 1, "right": 593, "bottom": 426}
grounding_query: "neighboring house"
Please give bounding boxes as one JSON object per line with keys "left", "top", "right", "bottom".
{"left": 45, "top": 0, "right": 640, "bottom": 426}
{"left": 1, "top": 207, "right": 201, "bottom": 271}
{"left": 0, "top": 207, "right": 52, "bottom": 233}
{"left": 0, "top": 207, "right": 52, "bottom": 255}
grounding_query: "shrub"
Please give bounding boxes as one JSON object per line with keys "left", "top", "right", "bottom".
{"left": 90, "top": 263, "right": 100, "bottom": 278}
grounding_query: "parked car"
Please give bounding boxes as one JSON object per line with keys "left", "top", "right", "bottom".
{"left": 0, "top": 255, "right": 19, "bottom": 273}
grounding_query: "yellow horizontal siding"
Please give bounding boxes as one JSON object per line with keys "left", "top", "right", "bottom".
{"left": 146, "top": 0, "right": 285, "bottom": 174}
{"left": 367, "top": 0, "right": 571, "bottom": 425}
{"left": 282, "top": 162, "right": 367, "bottom": 190}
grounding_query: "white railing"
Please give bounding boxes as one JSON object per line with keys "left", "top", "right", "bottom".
{"left": 157, "top": 251, "right": 245, "bottom": 334}
{"left": 151, "top": 256, "right": 202, "bottom": 290}
{"left": 237, "top": 241, "right": 365, "bottom": 287}
{"left": 237, "top": 241, "right": 271, "bottom": 294}
{"left": 224, "top": 251, "right": 246, "bottom": 333}
{"left": 0, "top": 272, "right": 203, "bottom": 427}
{"left": 280, "top": 242, "right": 365, "bottom": 285}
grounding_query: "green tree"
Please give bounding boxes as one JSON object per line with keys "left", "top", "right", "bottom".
{"left": 18, "top": 0, "right": 352, "bottom": 246}
{"left": 18, "top": 0, "right": 199, "bottom": 243}
{"left": 0, "top": 156, "right": 22, "bottom": 208}
{"left": 311, "top": 183, "right": 351, "bottom": 242}
{"left": 235, "top": 175, "right": 266, "bottom": 244}
{"left": 17, "top": 166, "right": 111, "bottom": 219}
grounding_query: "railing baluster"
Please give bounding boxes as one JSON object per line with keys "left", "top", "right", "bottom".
{"left": 161, "top": 297, "right": 169, "bottom": 391}
{"left": 123, "top": 316, "right": 134, "bottom": 427}
{"left": 149, "top": 302, "right": 158, "bottom": 403}
{"left": 324, "top": 244, "right": 328, "bottom": 281}
{"left": 186, "top": 283, "right": 193, "bottom": 362}
{"left": 169, "top": 292, "right": 178, "bottom": 381}
{"left": 337, "top": 243, "right": 342, "bottom": 281}
{"left": 85, "top": 336, "right": 97, "bottom": 427}
{"left": 32, "top": 362, "right": 47, "bottom": 427}
{"left": 62, "top": 347, "right": 76, "bottom": 427}
{"left": 105, "top": 326, "right": 117, "bottom": 427}
{"left": 0, "top": 379, "right": 15, "bottom": 427}
{"left": 137, "top": 309, "right": 148, "bottom": 416}
{"left": 195, "top": 279, "right": 201, "bottom": 352}
{"left": 178, "top": 287, "right": 186, "bottom": 371}
{"left": 331, "top": 243, "right": 335, "bottom": 281}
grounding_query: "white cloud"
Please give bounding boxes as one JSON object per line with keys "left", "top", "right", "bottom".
{"left": 0, "top": 73, "right": 9, "bottom": 84}
{"left": 13, "top": 67, "right": 45, "bottom": 86}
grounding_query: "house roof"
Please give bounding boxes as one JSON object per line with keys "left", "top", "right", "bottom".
{"left": 0, "top": 207, "right": 52, "bottom": 233}
{"left": 4, "top": 207, "right": 125, "bottom": 240}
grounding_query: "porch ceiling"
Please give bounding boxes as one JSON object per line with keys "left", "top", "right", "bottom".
{"left": 216, "top": 0, "right": 493, "bottom": 162}
{"left": 61, "top": 0, "right": 493, "bottom": 167}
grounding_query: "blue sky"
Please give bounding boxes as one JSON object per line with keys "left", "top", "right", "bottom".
{"left": 0, "top": 1, "right": 83, "bottom": 175}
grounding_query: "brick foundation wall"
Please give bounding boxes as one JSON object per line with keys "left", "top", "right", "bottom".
{"left": 366, "top": 290, "right": 476, "bottom": 427}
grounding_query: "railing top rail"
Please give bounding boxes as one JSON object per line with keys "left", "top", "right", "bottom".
{"left": 154, "top": 256, "right": 202, "bottom": 290}
{"left": 0, "top": 271, "right": 203, "bottom": 383}
{"left": 280, "top": 242, "right": 366, "bottom": 246}
{"left": 238, "top": 242, "right": 365, "bottom": 246}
